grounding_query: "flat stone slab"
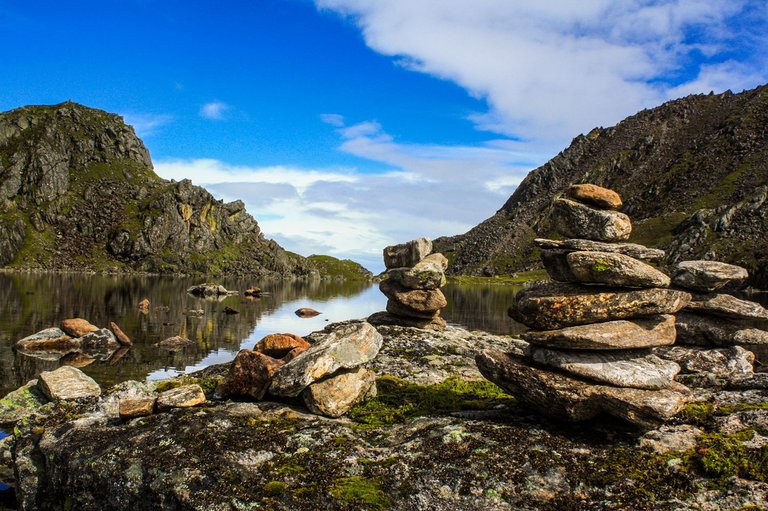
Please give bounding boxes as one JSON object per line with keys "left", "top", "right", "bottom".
{"left": 16, "top": 327, "right": 79, "bottom": 352}
{"left": 386, "top": 253, "right": 447, "bottom": 290}
{"left": 655, "top": 345, "right": 754, "bottom": 380}
{"left": 383, "top": 237, "right": 432, "bottom": 269}
{"left": 534, "top": 238, "right": 665, "bottom": 262}
{"left": 566, "top": 251, "right": 670, "bottom": 288}
{"left": 367, "top": 311, "right": 447, "bottom": 331}
{"left": 551, "top": 198, "right": 631, "bottom": 242}
{"left": 37, "top": 366, "right": 101, "bottom": 401}
{"left": 522, "top": 315, "right": 676, "bottom": 350}
{"left": 476, "top": 350, "right": 691, "bottom": 428}
{"left": 302, "top": 367, "right": 377, "bottom": 418}
{"left": 685, "top": 293, "right": 768, "bottom": 321}
{"left": 565, "top": 184, "right": 623, "bottom": 210}
{"left": 528, "top": 348, "right": 681, "bottom": 389}
{"left": 672, "top": 260, "right": 749, "bottom": 292}
{"left": 386, "top": 299, "right": 440, "bottom": 319}
{"left": 270, "top": 321, "right": 383, "bottom": 397}
{"left": 676, "top": 312, "right": 768, "bottom": 346}
{"left": 510, "top": 281, "right": 690, "bottom": 330}
{"left": 156, "top": 384, "right": 206, "bottom": 410}
{"left": 119, "top": 397, "right": 157, "bottom": 419}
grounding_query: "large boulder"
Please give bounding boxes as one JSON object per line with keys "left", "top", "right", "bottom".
{"left": 551, "top": 198, "right": 631, "bottom": 242}
{"left": 301, "top": 367, "right": 377, "bottom": 418}
{"left": 269, "top": 321, "right": 383, "bottom": 397}
{"left": 522, "top": 314, "right": 676, "bottom": 350}
{"left": 510, "top": 282, "right": 690, "bottom": 330}
{"left": 79, "top": 328, "right": 121, "bottom": 355}
{"left": 220, "top": 350, "right": 284, "bottom": 400}
{"left": 534, "top": 238, "right": 665, "bottom": 262}
{"left": 383, "top": 237, "right": 432, "bottom": 269}
{"left": 476, "top": 350, "right": 691, "bottom": 427}
{"left": 675, "top": 312, "right": 768, "bottom": 346}
{"left": 565, "top": 183, "right": 623, "bottom": 209}
{"left": 685, "top": 293, "right": 768, "bottom": 321}
{"left": 528, "top": 348, "right": 681, "bottom": 389}
{"left": 15, "top": 328, "right": 79, "bottom": 352}
{"left": 566, "top": 251, "right": 670, "bottom": 288}
{"left": 672, "top": 260, "right": 749, "bottom": 292}
{"left": 386, "top": 254, "right": 447, "bottom": 290}
{"left": 254, "top": 333, "right": 309, "bottom": 358}
{"left": 37, "top": 366, "right": 101, "bottom": 401}
{"left": 379, "top": 280, "right": 447, "bottom": 313}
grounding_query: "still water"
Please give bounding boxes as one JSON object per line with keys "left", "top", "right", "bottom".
{"left": 0, "top": 272, "right": 527, "bottom": 397}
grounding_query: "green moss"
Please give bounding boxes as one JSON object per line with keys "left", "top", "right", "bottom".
{"left": 330, "top": 477, "right": 390, "bottom": 511}
{"left": 347, "top": 376, "right": 515, "bottom": 427}
{"left": 306, "top": 255, "right": 373, "bottom": 281}
{"left": 592, "top": 259, "right": 611, "bottom": 272}
{"left": 681, "top": 430, "right": 768, "bottom": 482}
{"left": 447, "top": 269, "right": 548, "bottom": 285}
{"left": 262, "top": 481, "right": 288, "bottom": 496}
{"left": 629, "top": 212, "right": 690, "bottom": 248}
{"left": 690, "top": 162, "right": 751, "bottom": 211}
{"left": 678, "top": 401, "right": 715, "bottom": 425}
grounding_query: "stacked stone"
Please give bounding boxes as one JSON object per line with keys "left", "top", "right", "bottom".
{"left": 477, "top": 184, "right": 693, "bottom": 427}
{"left": 368, "top": 237, "right": 449, "bottom": 331}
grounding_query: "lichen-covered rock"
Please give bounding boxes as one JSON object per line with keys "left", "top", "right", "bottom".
{"left": 552, "top": 198, "right": 632, "bottom": 241}
{"left": 220, "top": 350, "right": 284, "bottom": 400}
{"left": 676, "top": 312, "right": 768, "bottom": 346}
{"left": 566, "top": 251, "right": 670, "bottom": 288}
{"left": 672, "top": 260, "right": 749, "bottom": 292}
{"left": 522, "top": 314, "right": 676, "bottom": 350}
{"left": 379, "top": 280, "right": 447, "bottom": 313}
{"left": 387, "top": 254, "right": 447, "bottom": 290}
{"left": 656, "top": 345, "right": 755, "bottom": 382}
{"left": 640, "top": 425, "right": 703, "bottom": 453}
{"left": 528, "top": 348, "right": 681, "bottom": 389}
{"left": 685, "top": 293, "right": 768, "bottom": 321}
{"left": 301, "top": 367, "right": 376, "bottom": 418}
{"left": 0, "top": 380, "right": 48, "bottom": 428}
{"left": 510, "top": 281, "right": 690, "bottom": 330}
{"left": 383, "top": 237, "right": 432, "bottom": 269}
{"left": 119, "top": 397, "right": 156, "bottom": 419}
{"left": 156, "top": 384, "right": 206, "bottom": 410}
{"left": 270, "top": 321, "right": 383, "bottom": 397}
{"left": 254, "top": 333, "right": 309, "bottom": 358}
{"left": 534, "top": 238, "right": 665, "bottom": 261}
{"left": 367, "top": 311, "right": 447, "bottom": 331}
{"left": 15, "top": 328, "right": 79, "bottom": 352}
{"left": 565, "top": 183, "right": 623, "bottom": 209}
{"left": 37, "top": 366, "right": 101, "bottom": 401}
{"left": 79, "top": 328, "right": 120, "bottom": 355}
{"left": 60, "top": 318, "right": 99, "bottom": 338}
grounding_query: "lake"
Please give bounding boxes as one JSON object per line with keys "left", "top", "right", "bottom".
{"left": 0, "top": 272, "right": 527, "bottom": 398}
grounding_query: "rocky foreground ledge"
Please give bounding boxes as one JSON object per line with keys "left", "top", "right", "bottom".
{"left": 1, "top": 322, "right": 767, "bottom": 511}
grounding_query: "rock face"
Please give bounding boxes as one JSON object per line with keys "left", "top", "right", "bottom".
{"left": 522, "top": 315, "right": 676, "bottom": 350}
{"left": 0, "top": 102, "right": 316, "bottom": 278}
{"left": 511, "top": 281, "right": 690, "bottom": 330}
{"left": 434, "top": 85, "right": 768, "bottom": 286}
{"left": 672, "top": 260, "right": 750, "bottom": 292}
{"left": 551, "top": 198, "right": 632, "bottom": 241}
{"left": 37, "top": 366, "right": 101, "bottom": 401}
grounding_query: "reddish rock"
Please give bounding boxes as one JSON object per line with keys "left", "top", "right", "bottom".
{"left": 138, "top": 298, "right": 150, "bottom": 313}
{"left": 221, "top": 350, "right": 284, "bottom": 399}
{"left": 60, "top": 318, "right": 99, "bottom": 338}
{"left": 109, "top": 322, "right": 133, "bottom": 347}
{"left": 565, "top": 183, "right": 623, "bottom": 210}
{"left": 254, "top": 333, "right": 310, "bottom": 358}
{"left": 119, "top": 397, "right": 156, "bottom": 419}
{"left": 295, "top": 307, "right": 321, "bottom": 318}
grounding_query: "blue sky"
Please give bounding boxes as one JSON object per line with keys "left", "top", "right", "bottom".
{"left": 2, "top": 0, "right": 767, "bottom": 272}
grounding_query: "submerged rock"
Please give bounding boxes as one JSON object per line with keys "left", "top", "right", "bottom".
{"left": 154, "top": 335, "right": 196, "bottom": 351}
{"left": 37, "top": 366, "right": 101, "bottom": 401}
{"left": 302, "top": 367, "right": 377, "bottom": 418}
{"left": 59, "top": 352, "right": 96, "bottom": 368}
{"left": 551, "top": 198, "right": 632, "bottom": 242}
{"left": 672, "top": 260, "right": 749, "bottom": 292}
{"left": 295, "top": 307, "right": 321, "bottom": 318}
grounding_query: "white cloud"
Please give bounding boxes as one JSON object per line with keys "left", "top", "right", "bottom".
{"left": 320, "top": 113, "right": 345, "bottom": 126}
{"left": 199, "top": 101, "right": 231, "bottom": 120}
{"left": 121, "top": 112, "right": 173, "bottom": 137}
{"left": 316, "top": 0, "right": 767, "bottom": 145}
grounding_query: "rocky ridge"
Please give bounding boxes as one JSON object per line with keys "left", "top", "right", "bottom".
{"left": 436, "top": 85, "right": 768, "bottom": 287}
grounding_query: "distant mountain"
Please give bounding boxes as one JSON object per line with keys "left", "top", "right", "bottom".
{"left": 0, "top": 101, "right": 367, "bottom": 279}
{"left": 435, "top": 85, "right": 768, "bottom": 288}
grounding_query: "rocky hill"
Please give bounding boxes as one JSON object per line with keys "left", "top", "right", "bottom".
{"left": 0, "top": 102, "right": 360, "bottom": 279}
{"left": 436, "top": 85, "right": 768, "bottom": 288}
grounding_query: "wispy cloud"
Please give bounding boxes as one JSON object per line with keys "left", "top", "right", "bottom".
{"left": 199, "top": 101, "right": 231, "bottom": 120}
{"left": 320, "top": 113, "right": 345, "bottom": 126}
{"left": 121, "top": 112, "right": 173, "bottom": 138}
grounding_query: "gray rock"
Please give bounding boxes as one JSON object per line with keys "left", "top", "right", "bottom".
{"left": 551, "top": 198, "right": 632, "bottom": 242}
{"left": 656, "top": 345, "right": 755, "bottom": 381}
{"left": 156, "top": 384, "right": 206, "bottom": 410}
{"left": 511, "top": 281, "right": 690, "bottom": 330}
{"left": 187, "top": 282, "right": 231, "bottom": 297}
{"left": 15, "top": 327, "right": 79, "bottom": 352}
{"left": 270, "top": 321, "right": 383, "bottom": 397}
{"left": 676, "top": 312, "right": 768, "bottom": 346}
{"left": 37, "top": 366, "right": 101, "bottom": 401}
{"left": 522, "top": 315, "right": 676, "bottom": 350}
{"left": 301, "top": 367, "right": 377, "bottom": 418}
{"left": 379, "top": 279, "right": 447, "bottom": 313}
{"left": 0, "top": 434, "right": 13, "bottom": 488}
{"left": 639, "top": 425, "right": 703, "bottom": 453}
{"left": 383, "top": 237, "right": 432, "bottom": 269}
{"left": 685, "top": 293, "right": 768, "bottom": 320}
{"left": 386, "top": 256, "right": 446, "bottom": 290}
{"left": 476, "top": 350, "right": 691, "bottom": 427}
{"left": 528, "top": 348, "right": 681, "bottom": 389}
{"left": 79, "top": 328, "right": 120, "bottom": 354}
{"left": 672, "top": 260, "right": 749, "bottom": 292}
{"left": 566, "top": 251, "right": 670, "bottom": 288}
{"left": 367, "top": 311, "right": 447, "bottom": 331}
{"left": 540, "top": 249, "right": 578, "bottom": 282}
{"left": 534, "top": 238, "right": 665, "bottom": 262}
{"left": 386, "top": 298, "right": 440, "bottom": 319}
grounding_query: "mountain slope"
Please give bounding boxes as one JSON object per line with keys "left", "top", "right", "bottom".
{"left": 436, "top": 85, "right": 768, "bottom": 287}
{"left": 0, "top": 102, "right": 321, "bottom": 277}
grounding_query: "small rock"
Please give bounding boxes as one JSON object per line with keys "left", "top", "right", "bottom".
{"left": 270, "top": 321, "right": 383, "bottom": 397}
{"left": 109, "top": 322, "right": 133, "bottom": 347}
{"left": 138, "top": 298, "right": 150, "bottom": 313}
{"left": 254, "top": 333, "right": 310, "bottom": 358}
{"left": 186, "top": 309, "right": 204, "bottom": 317}
{"left": 59, "top": 352, "right": 96, "bottom": 368}
{"left": 79, "top": 328, "right": 120, "bottom": 353}
{"left": 187, "top": 283, "right": 230, "bottom": 297}
{"left": 295, "top": 307, "right": 321, "bottom": 318}
{"left": 565, "top": 183, "right": 623, "bottom": 209}
{"left": 223, "top": 306, "right": 239, "bottom": 315}
{"left": 522, "top": 315, "right": 676, "bottom": 350}
{"left": 302, "top": 367, "right": 377, "bottom": 418}
{"left": 551, "top": 198, "right": 631, "bottom": 242}
{"left": 685, "top": 293, "right": 768, "bottom": 321}
{"left": 566, "top": 251, "right": 670, "bottom": 288}
{"left": 154, "top": 336, "right": 196, "bottom": 351}
{"left": 119, "top": 397, "right": 157, "bottom": 419}
{"left": 244, "top": 287, "right": 262, "bottom": 297}
{"left": 383, "top": 237, "right": 432, "bottom": 269}
{"left": 156, "top": 384, "right": 206, "bottom": 410}
{"left": 220, "top": 350, "right": 284, "bottom": 400}
{"left": 672, "top": 260, "right": 749, "bottom": 292}
{"left": 60, "top": 318, "right": 99, "bottom": 338}
{"left": 528, "top": 348, "right": 681, "bottom": 389}
{"left": 379, "top": 280, "right": 447, "bottom": 313}
{"left": 37, "top": 366, "right": 101, "bottom": 401}
{"left": 534, "top": 238, "right": 665, "bottom": 262}
{"left": 16, "top": 328, "right": 79, "bottom": 352}
{"left": 640, "top": 425, "right": 702, "bottom": 453}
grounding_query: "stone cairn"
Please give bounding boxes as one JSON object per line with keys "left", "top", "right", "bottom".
{"left": 367, "top": 237, "right": 449, "bottom": 331}
{"left": 477, "top": 184, "right": 699, "bottom": 427}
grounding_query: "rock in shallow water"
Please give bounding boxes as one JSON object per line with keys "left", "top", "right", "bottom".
{"left": 528, "top": 348, "right": 681, "bottom": 389}
{"left": 672, "top": 260, "right": 749, "bottom": 292}
{"left": 301, "top": 367, "right": 377, "bottom": 418}
{"left": 60, "top": 318, "right": 99, "bottom": 338}
{"left": 510, "top": 281, "right": 690, "bottom": 330}
{"left": 522, "top": 314, "right": 676, "bottom": 350}
{"left": 37, "top": 366, "right": 101, "bottom": 401}
{"left": 476, "top": 350, "right": 691, "bottom": 427}
{"left": 551, "top": 198, "right": 631, "bottom": 242}
{"left": 566, "top": 251, "right": 670, "bottom": 288}
{"left": 15, "top": 327, "right": 79, "bottom": 352}
{"left": 269, "top": 321, "right": 383, "bottom": 397}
